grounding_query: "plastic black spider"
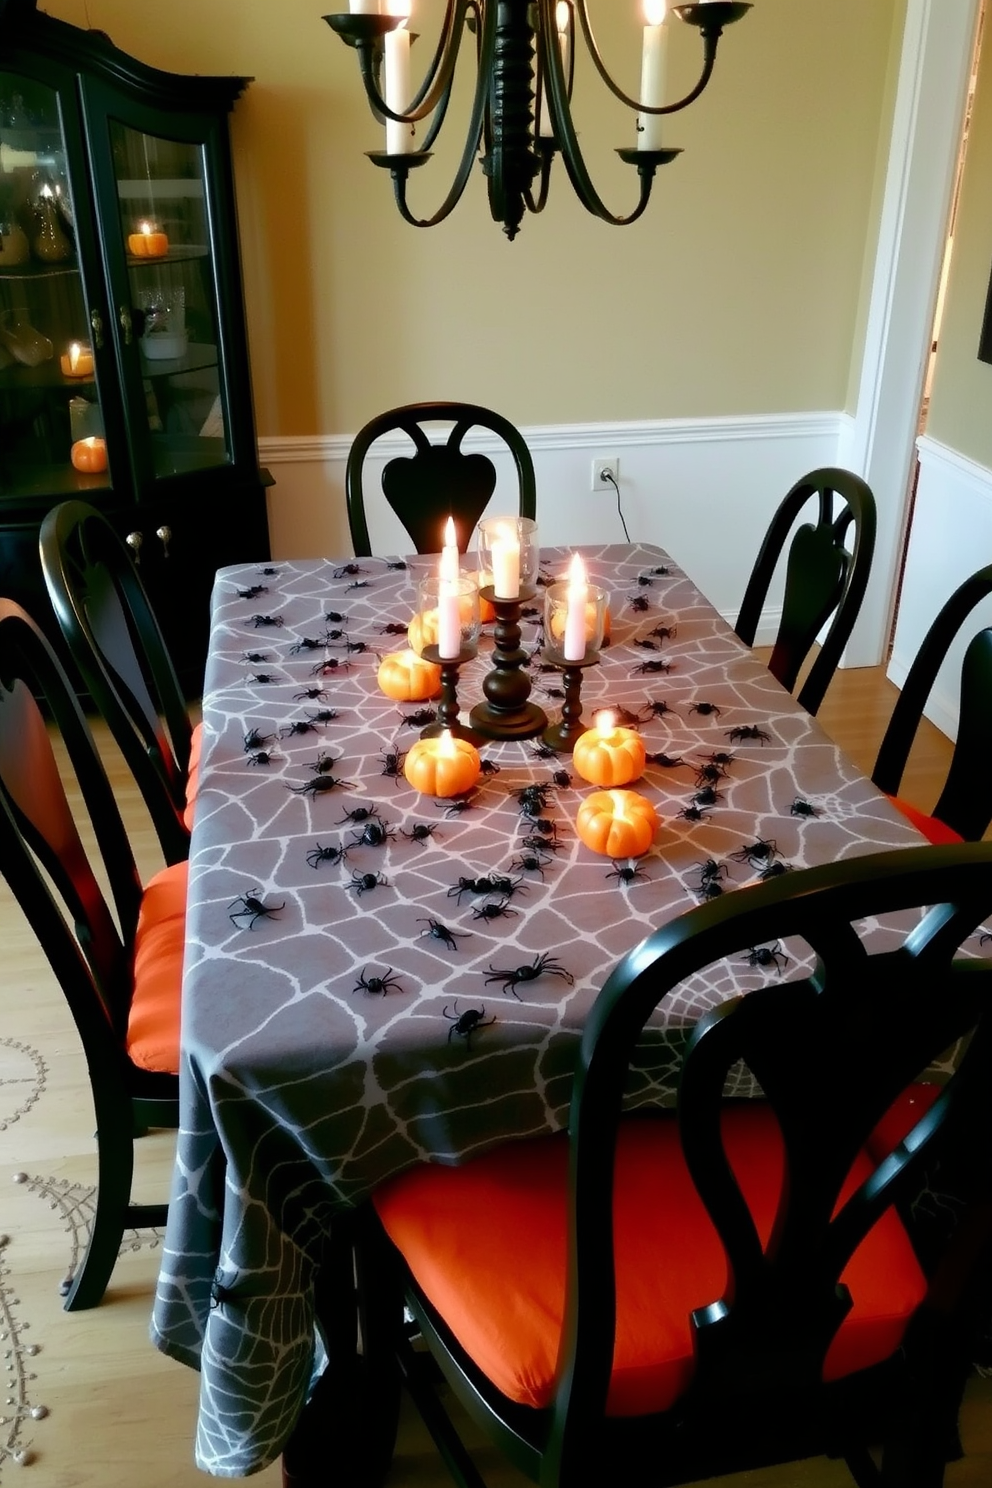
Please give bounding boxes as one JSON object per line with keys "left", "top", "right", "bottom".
{"left": 689, "top": 701, "right": 722, "bottom": 718}
{"left": 484, "top": 952, "right": 574, "bottom": 1000}
{"left": 642, "top": 700, "right": 679, "bottom": 721}
{"left": 346, "top": 579, "right": 370, "bottom": 591}
{"left": 352, "top": 966, "right": 402, "bottom": 996}
{"left": 294, "top": 686, "right": 328, "bottom": 702}
{"left": 633, "top": 638, "right": 659, "bottom": 651}
{"left": 280, "top": 720, "right": 318, "bottom": 739}
{"left": 247, "top": 750, "right": 276, "bottom": 767}
{"left": 241, "top": 651, "right": 269, "bottom": 664}
{"left": 333, "top": 563, "right": 366, "bottom": 579}
{"left": 693, "top": 786, "right": 722, "bottom": 807}
{"left": 228, "top": 891, "right": 284, "bottom": 930}
{"left": 510, "top": 850, "right": 551, "bottom": 877}
{"left": 435, "top": 796, "right": 475, "bottom": 816}
{"left": 694, "top": 859, "right": 728, "bottom": 886}
{"left": 380, "top": 749, "right": 406, "bottom": 782}
{"left": 334, "top": 640, "right": 372, "bottom": 654}
{"left": 386, "top": 559, "right": 408, "bottom": 571}
{"left": 606, "top": 860, "right": 649, "bottom": 887}
{"left": 324, "top": 610, "right": 346, "bottom": 624}
{"left": 310, "top": 658, "right": 351, "bottom": 676}
{"left": 417, "top": 918, "right": 469, "bottom": 951}
{"left": 480, "top": 759, "right": 501, "bottom": 776}
{"left": 249, "top": 614, "right": 284, "bottom": 628}
{"left": 628, "top": 594, "right": 651, "bottom": 613}
{"left": 635, "top": 574, "right": 654, "bottom": 587}
{"left": 730, "top": 839, "right": 778, "bottom": 867}
{"left": 693, "top": 761, "right": 729, "bottom": 789}
{"left": 401, "top": 823, "right": 438, "bottom": 845}
{"left": 237, "top": 584, "right": 267, "bottom": 600}
{"left": 633, "top": 659, "right": 673, "bottom": 675}
{"left": 337, "top": 805, "right": 382, "bottom": 825}
{"left": 471, "top": 899, "right": 518, "bottom": 921}
{"left": 324, "top": 628, "right": 347, "bottom": 642}
{"left": 744, "top": 943, "right": 789, "bottom": 972}
{"left": 790, "top": 798, "right": 820, "bottom": 818}
{"left": 648, "top": 624, "right": 677, "bottom": 641}
{"left": 380, "top": 622, "right": 408, "bottom": 636}
{"left": 529, "top": 817, "right": 558, "bottom": 839}
{"left": 398, "top": 708, "right": 437, "bottom": 729}
{"left": 520, "top": 832, "right": 565, "bottom": 854}
{"left": 530, "top": 743, "right": 557, "bottom": 760}
{"left": 349, "top": 820, "right": 396, "bottom": 848}
{"left": 541, "top": 686, "right": 566, "bottom": 700}
{"left": 448, "top": 874, "right": 523, "bottom": 904}
{"left": 347, "top": 870, "right": 387, "bottom": 896}
{"left": 247, "top": 673, "right": 276, "bottom": 685}
{"left": 646, "top": 752, "right": 685, "bottom": 768}
{"left": 290, "top": 636, "right": 326, "bottom": 654}
{"left": 676, "top": 804, "right": 710, "bottom": 823}
{"left": 648, "top": 565, "right": 670, "bottom": 576}
{"left": 306, "top": 709, "right": 340, "bottom": 726}
{"left": 726, "top": 725, "right": 771, "bottom": 745}
{"left": 243, "top": 727, "right": 274, "bottom": 753}
{"left": 702, "top": 751, "right": 736, "bottom": 769}
{"left": 514, "top": 782, "right": 554, "bottom": 809}
{"left": 758, "top": 861, "right": 792, "bottom": 880}
{"left": 548, "top": 768, "right": 571, "bottom": 788}
{"left": 259, "top": 566, "right": 279, "bottom": 576}
{"left": 308, "top": 749, "right": 341, "bottom": 775}
{"left": 287, "top": 774, "right": 354, "bottom": 794}
{"left": 443, "top": 1002, "right": 495, "bottom": 1048}
{"left": 306, "top": 841, "right": 349, "bottom": 869}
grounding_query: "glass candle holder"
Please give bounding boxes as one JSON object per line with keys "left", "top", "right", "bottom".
{"left": 417, "top": 574, "right": 481, "bottom": 661}
{"left": 544, "top": 580, "right": 608, "bottom": 663}
{"left": 476, "top": 516, "right": 539, "bottom": 599}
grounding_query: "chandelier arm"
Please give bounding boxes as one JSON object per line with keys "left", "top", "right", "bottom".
{"left": 540, "top": 0, "right": 654, "bottom": 225}
{"left": 353, "top": 0, "right": 470, "bottom": 125}
{"left": 573, "top": 0, "right": 719, "bottom": 116}
{"left": 523, "top": 143, "right": 555, "bottom": 216}
{"left": 384, "top": 1, "right": 493, "bottom": 229}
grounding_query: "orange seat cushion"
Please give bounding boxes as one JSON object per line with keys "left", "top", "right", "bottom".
{"left": 374, "top": 1108, "right": 927, "bottom": 1417}
{"left": 127, "top": 860, "right": 187, "bottom": 1074}
{"left": 887, "top": 795, "right": 964, "bottom": 845}
{"left": 182, "top": 720, "right": 204, "bottom": 832}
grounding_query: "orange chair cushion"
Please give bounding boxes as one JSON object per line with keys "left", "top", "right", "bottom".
{"left": 182, "top": 720, "right": 204, "bottom": 832}
{"left": 374, "top": 1108, "right": 927, "bottom": 1417}
{"left": 867, "top": 1081, "right": 941, "bottom": 1162}
{"left": 127, "top": 860, "right": 187, "bottom": 1074}
{"left": 887, "top": 794, "right": 964, "bottom": 846}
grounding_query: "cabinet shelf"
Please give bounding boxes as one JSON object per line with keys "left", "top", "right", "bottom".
{"left": 0, "top": 460, "right": 110, "bottom": 502}
{"left": 0, "top": 360, "right": 95, "bottom": 391}
{"left": 125, "top": 244, "right": 209, "bottom": 267}
{"left": 0, "top": 259, "right": 79, "bottom": 282}
{"left": 139, "top": 341, "right": 218, "bottom": 379}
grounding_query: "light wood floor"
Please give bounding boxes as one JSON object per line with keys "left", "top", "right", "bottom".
{"left": 1, "top": 660, "right": 990, "bottom": 1487}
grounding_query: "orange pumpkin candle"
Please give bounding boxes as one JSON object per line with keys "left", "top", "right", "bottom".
{"left": 60, "top": 342, "right": 94, "bottom": 378}
{"left": 377, "top": 648, "right": 442, "bottom": 702}
{"left": 576, "top": 789, "right": 659, "bottom": 858}
{"left": 404, "top": 731, "right": 481, "bottom": 798}
{"left": 127, "top": 221, "right": 169, "bottom": 257}
{"left": 70, "top": 436, "right": 108, "bottom": 474}
{"left": 573, "top": 712, "right": 646, "bottom": 787}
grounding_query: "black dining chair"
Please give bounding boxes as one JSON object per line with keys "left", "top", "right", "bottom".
{"left": 734, "top": 467, "right": 877, "bottom": 716}
{"left": 364, "top": 842, "right": 992, "bottom": 1488}
{"left": 345, "top": 401, "right": 537, "bottom": 558}
{"left": 39, "top": 499, "right": 199, "bottom": 866}
{"left": 0, "top": 598, "right": 184, "bottom": 1309}
{"left": 872, "top": 563, "right": 992, "bottom": 844}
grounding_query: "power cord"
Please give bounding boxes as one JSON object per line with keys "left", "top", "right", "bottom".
{"left": 602, "top": 467, "right": 630, "bottom": 542}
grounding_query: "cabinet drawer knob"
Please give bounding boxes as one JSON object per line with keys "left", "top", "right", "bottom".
{"left": 125, "top": 531, "right": 143, "bottom": 564}
{"left": 156, "top": 525, "right": 172, "bottom": 558}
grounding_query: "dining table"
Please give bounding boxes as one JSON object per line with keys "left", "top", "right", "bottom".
{"left": 150, "top": 540, "right": 935, "bottom": 1479}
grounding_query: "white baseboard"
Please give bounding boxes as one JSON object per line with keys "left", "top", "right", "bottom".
{"left": 258, "top": 410, "right": 845, "bottom": 640}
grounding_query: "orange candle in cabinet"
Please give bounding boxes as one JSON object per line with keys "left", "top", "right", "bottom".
{"left": 576, "top": 789, "right": 659, "bottom": 858}
{"left": 573, "top": 712, "right": 646, "bottom": 787}
{"left": 404, "top": 731, "right": 481, "bottom": 798}
{"left": 60, "top": 342, "right": 94, "bottom": 378}
{"left": 70, "top": 436, "right": 108, "bottom": 473}
{"left": 128, "top": 221, "right": 169, "bottom": 257}
{"left": 376, "top": 647, "right": 441, "bottom": 702}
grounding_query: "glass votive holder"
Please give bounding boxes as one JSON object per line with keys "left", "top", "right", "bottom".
{"left": 417, "top": 574, "right": 481, "bottom": 661}
{"left": 476, "top": 515, "right": 539, "bottom": 598}
{"left": 544, "top": 581, "right": 608, "bottom": 663}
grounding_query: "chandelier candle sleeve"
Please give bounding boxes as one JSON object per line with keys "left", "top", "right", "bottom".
{"left": 637, "top": 0, "right": 668, "bottom": 151}
{"left": 349, "top": 0, "right": 380, "bottom": 10}
{"left": 384, "top": 3, "right": 414, "bottom": 155}
{"left": 563, "top": 553, "right": 589, "bottom": 662}
{"left": 538, "top": 2, "right": 571, "bottom": 138}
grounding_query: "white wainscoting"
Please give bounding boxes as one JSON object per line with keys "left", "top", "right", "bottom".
{"left": 260, "top": 411, "right": 844, "bottom": 642}
{"left": 887, "top": 434, "right": 992, "bottom": 739}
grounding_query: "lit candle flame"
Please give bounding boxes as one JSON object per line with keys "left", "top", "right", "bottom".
{"left": 644, "top": 0, "right": 667, "bottom": 23}
{"left": 596, "top": 710, "right": 615, "bottom": 736}
{"left": 439, "top": 729, "right": 456, "bottom": 757}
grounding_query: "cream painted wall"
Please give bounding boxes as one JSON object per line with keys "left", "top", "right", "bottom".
{"left": 42, "top": 0, "right": 900, "bottom": 440}
{"left": 925, "top": 11, "right": 992, "bottom": 463}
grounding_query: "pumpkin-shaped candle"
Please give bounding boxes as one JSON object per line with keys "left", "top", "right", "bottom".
{"left": 404, "top": 730, "right": 481, "bottom": 798}
{"left": 70, "top": 436, "right": 108, "bottom": 473}
{"left": 573, "top": 711, "right": 646, "bottom": 787}
{"left": 377, "top": 648, "right": 442, "bottom": 702}
{"left": 576, "top": 789, "right": 659, "bottom": 858}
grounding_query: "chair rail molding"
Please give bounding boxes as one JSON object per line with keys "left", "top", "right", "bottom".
{"left": 260, "top": 410, "right": 843, "bottom": 637}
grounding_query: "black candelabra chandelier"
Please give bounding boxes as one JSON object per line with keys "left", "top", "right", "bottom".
{"left": 324, "top": 1, "right": 751, "bottom": 240}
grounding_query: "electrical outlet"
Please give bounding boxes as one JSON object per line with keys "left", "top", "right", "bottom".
{"left": 591, "top": 456, "right": 620, "bottom": 492}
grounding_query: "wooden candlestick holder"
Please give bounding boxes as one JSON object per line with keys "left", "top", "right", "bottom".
{"left": 540, "top": 649, "right": 601, "bottom": 752}
{"left": 469, "top": 586, "right": 547, "bottom": 741}
{"left": 420, "top": 644, "right": 484, "bottom": 745}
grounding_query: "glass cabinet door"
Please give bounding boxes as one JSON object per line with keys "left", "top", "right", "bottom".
{"left": 0, "top": 72, "right": 112, "bottom": 501}
{"left": 108, "top": 122, "right": 231, "bottom": 482}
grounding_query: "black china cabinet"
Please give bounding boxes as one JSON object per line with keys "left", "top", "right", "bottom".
{"left": 0, "top": 0, "right": 270, "bottom": 693}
